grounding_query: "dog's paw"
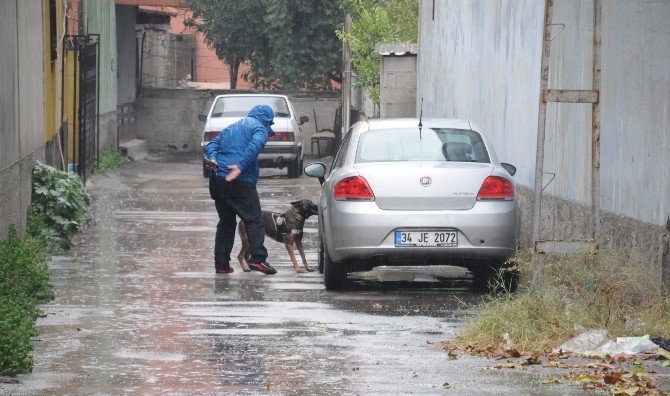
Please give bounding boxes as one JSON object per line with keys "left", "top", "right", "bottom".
{"left": 294, "top": 268, "right": 306, "bottom": 273}
{"left": 304, "top": 267, "right": 315, "bottom": 272}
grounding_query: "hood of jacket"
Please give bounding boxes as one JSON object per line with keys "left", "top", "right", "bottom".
{"left": 248, "top": 105, "right": 275, "bottom": 136}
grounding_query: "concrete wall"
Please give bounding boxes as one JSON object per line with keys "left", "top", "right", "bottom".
{"left": 380, "top": 55, "right": 417, "bottom": 118}
{"left": 135, "top": 88, "right": 340, "bottom": 156}
{"left": 0, "top": 0, "right": 46, "bottom": 238}
{"left": 417, "top": 0, "right": 670, "bottom": 278}
{"left": 418, "top": 0, "right": 670, "bottom": 227}
{"left": 139, "top": 25, "right": 195, "bottom": 89}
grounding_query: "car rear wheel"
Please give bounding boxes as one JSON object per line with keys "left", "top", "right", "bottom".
{"left": 287, "top": 157, "right": 301, "bottom": 178}
{"left": 323, "top": 247, "right": 347, "bottom": 291}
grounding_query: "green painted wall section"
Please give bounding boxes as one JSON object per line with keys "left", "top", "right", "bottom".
{"left": 84, "top": 0, "right": 117, "bottom": 115}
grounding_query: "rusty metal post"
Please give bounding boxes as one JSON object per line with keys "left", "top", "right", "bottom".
{"left": 531, "top": 0, "right": 553, "bottom": 288}
{"left": 591, "top": 0, "right": 602, "bottom": 239}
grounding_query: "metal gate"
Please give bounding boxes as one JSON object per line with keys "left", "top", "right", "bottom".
{"left": 77, "top": 38, "right": 99, "bottom": 184}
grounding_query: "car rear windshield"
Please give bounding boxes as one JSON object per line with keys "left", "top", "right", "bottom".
{"left": 210, "top": 96, "right": 291, "bottom": 118}
{"left": 355, "top": 128, "right": 490, "bottom": 163}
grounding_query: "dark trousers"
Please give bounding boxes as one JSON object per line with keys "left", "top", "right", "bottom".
{"left": 209, "top": 176, "right": 268, "bottom": 269}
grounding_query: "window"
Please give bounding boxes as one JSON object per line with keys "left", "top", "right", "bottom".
{"left": 355, "top": 128, "right": 490, "bottom": 163}
{"left": 210, "top": 97, "right": 291, "bottom": 118}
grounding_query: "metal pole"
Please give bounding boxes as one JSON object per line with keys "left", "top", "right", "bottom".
{"left": 531, "top": 0, "right": 553, "bottom": 288}
{"left": 591, "top": 0, "right": 602, "bottom": 239}
{"left": 341, "top": 13, "right": 352, "bottom": 144}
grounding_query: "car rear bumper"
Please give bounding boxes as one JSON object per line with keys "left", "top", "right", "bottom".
{"left": 201, "top": 142, "right": 302, "bottom": 169}
{"left": 325, "top": 200, "right": 518, "bottom": 264}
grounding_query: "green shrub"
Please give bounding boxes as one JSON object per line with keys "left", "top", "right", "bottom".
{"left": 0, "top": 296, "right": 34, "bottom": 377}
{"left": 95, "top": 147, "right": 127, "bottom": 174}
{"left": 29, "top": 161, "right": 91, "bottom": 251}
{"left": 0, "top": 228, "right": 53, "bottom": 318}
{"left": 0, "top": 227, "right": 53, "bottom": 377}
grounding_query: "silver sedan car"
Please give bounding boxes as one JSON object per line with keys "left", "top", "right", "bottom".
{"left": 304, "top": 118, "right": 520, "bottom": 290}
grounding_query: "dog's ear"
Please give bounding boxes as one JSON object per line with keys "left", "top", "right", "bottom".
{"left": 290, "top": 201, "right": 300, "bottom": 207}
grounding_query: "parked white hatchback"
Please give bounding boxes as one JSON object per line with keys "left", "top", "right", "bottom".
{"left": 304, "top": 118, "right": 520, "bottom": 291}
{"left": 199, "top": 94, "right": 309, "bottom": 178}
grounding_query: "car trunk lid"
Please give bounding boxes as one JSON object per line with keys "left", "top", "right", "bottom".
{"left": 353, "top": 162, "right": 494, "bottom": 210}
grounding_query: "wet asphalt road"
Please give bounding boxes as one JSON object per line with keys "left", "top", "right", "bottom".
{"left": 2, "top": 154, "right": 580, "bottom": 395}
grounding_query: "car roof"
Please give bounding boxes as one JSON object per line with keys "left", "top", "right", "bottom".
{"left": 359, "top": 118, "right": 475, "bottom": 132}
{"left": 213, "top": 93, "right": 289, "bottom": 100}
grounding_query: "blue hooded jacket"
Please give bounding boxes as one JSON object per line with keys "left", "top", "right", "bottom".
{"left": 205, "top": 105, "right": 275, "bottom": 185}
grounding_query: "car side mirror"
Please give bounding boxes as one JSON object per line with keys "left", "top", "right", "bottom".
{"left": 304, "top": 162, "right": 326, "bottom": 185}
{"left": 299, "top": 115, "right": 309, "bottom": 125}
{"left": 198, "top": 114, "right": 207, "bottom": 122}
{"left": 501, "top": 162, "right": 517, "bottom": 176}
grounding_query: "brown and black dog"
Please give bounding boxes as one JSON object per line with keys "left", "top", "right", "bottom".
{"left": 237, "top": 199, "right": 319, "bottom": 273}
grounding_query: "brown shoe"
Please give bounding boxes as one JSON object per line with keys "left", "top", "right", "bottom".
{"left": 216, "top": 267, "right": 234, "bottom": 274}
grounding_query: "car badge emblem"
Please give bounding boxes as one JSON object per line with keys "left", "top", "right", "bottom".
{"left": 420, "top": 176, "right": 432, "bottom": 187}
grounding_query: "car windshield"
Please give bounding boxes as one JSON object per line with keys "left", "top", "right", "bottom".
{"left": 210, "top": 96, "right": 291, "bottom": 118}
{"left": 355, "top": 128, "right": 490, "bottom": 163}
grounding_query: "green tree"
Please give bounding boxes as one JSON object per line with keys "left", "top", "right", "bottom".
{"left": 338, "top": 0, "right": 419, "bottom": 102}
{"left": 251, "top": 0, "right": 343, "bottom": 89}
{"left": 188, "top": 0, "right": 342, "bottom": 90}
{"left": 186, "top": 0, "right": 267, "bottom": 89}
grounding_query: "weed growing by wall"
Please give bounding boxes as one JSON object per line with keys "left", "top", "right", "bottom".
{"left": 455, "top": 251, "right": 670, "bottom": 353}
{"left": 95, "top": 147, "right": 128, "bottom": 174}
{"left": 0, "top": 228, "right": 54, "bottom": 377}
{"left": 29, "top": 161, "right": 91, "bottom": 252}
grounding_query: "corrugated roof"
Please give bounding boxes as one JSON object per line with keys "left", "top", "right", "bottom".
{"left": 377, "top": 42, "right": 418, "bottom": 56}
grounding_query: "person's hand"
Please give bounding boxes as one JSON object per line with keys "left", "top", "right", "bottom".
{"left": 225, "top": 165, "right": 241, "bottom": 181}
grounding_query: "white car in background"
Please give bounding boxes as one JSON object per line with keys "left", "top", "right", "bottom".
{"left": 199, "top": 94, "right": 309, "bottom": 178}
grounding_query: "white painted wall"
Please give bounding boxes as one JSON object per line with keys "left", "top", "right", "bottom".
{"left": 418, "top": 0, "right": 670, "bottom": 226}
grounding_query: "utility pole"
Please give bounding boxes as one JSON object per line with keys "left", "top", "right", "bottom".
{"left": 341, "top": 13, "right": 352, "bottom": 147}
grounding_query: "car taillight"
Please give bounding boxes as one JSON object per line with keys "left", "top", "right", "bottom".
{"left": 204, "top": 131, "right": 220, "bottom": 141}
{"left": 267, "top": 132, "right": 294, "bottom": 142}
{"left": 334, "top": 176, "right": 375, "bottom": 201}
{"left": 477, "top": 176, "right": 514, "bottom": 200}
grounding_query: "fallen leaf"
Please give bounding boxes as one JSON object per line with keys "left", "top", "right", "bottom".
{"left": 541, "top": 374, "right": 559, "bottom": 384}
{"left": 447, "top": 351, "right": 458, "bottom": 360}
{"left": 442, "top": 382, "right": 451, "bottom": 390}
{"left": 504, "top": 348, "right": 521, "bottom": 358}
{"left": 493, "top": 361, "right": 516, "bottom": 369}
{"left": 610, "top": 385, "right": 639, "bottom": 395}
{"left": 658, "top": 348, "right": 670, "bottom": 360}
{"left": 603, "top": 372, "right": 623, "bottom": 385}
{"left": 572, "top": 374, "right": 598, "bottom": 384}
{"left": 521, "top": 355, "right": 541, "bottom": 366}
{"left": 662, "top": 361, "right": 670, "bottom": 367}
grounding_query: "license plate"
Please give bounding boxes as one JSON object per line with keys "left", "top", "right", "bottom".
{"left": 395, "top": 231, "right": 458, "bottom": 247}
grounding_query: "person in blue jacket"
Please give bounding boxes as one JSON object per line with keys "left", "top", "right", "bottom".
{"left": 205, "top": 104, "right": 277, "bottom": 275}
